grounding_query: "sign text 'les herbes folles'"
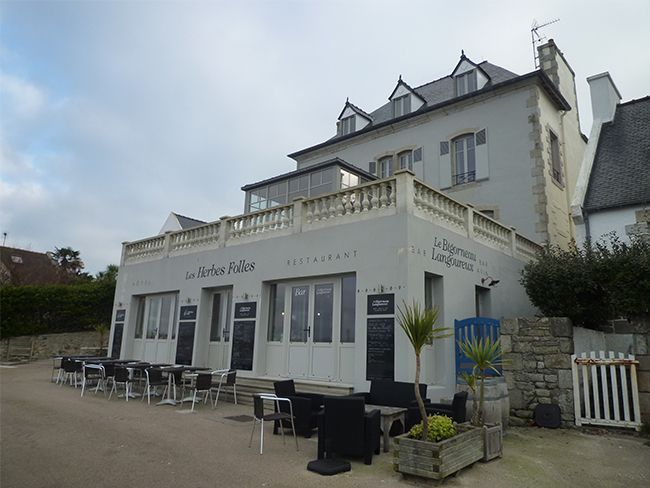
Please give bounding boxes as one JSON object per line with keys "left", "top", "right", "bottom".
{"left": 185, "top": 259, "right": 255, "bottom": 280}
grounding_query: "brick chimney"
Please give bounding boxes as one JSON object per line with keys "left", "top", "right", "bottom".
{"left": 537, "top": 39, "right": 580, "bottom": 123}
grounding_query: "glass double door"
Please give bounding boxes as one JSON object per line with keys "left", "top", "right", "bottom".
{"left": 141, "top": 294, "right": 177, "bottom": 363}
{"left": 286, "top": 280, "right": 339, "bottom": 380}
{"left": 207, "top": 289, "right": 232, "bottom": 370}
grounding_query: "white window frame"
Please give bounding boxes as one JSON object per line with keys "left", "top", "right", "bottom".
{"left": 392, "top": 94, "right": 411, "bottom": 117}
{"left": 456, "top": 70, "right": 477, "bottom": 96}
{"left": 379, "top": 156, "right": 393, "bottom": 178}
{"left": 340, "top": 115, "right": 356, "bottom": 136}
{"left": 398, "top": 150, "right": 413, "bottom": 171}
{"left": 451, "top": 133, "right": 476, "bottom": 186}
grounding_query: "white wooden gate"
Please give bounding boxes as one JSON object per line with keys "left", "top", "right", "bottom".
{"left": 571, "top": 352, "right": 641, "bottom": 431}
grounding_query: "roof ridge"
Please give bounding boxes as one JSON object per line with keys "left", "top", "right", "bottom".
{"left": 619, "top": 95, "right": 650, "bottom": 107}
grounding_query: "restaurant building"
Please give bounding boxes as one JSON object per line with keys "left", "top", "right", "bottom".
{"left": 110, "top": 40, "right": 585, "bottom": 400}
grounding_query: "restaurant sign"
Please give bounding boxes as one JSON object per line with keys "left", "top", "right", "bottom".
{"left": 431, "top": 236, "right": 477, "bottom": 272}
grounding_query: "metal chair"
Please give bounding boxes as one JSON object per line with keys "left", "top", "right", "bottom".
{"left": 249, "top": 393, "right": 298, "bottom": 455}
{"left": 60, "top": 358, "right": 81, "bottom": 387}
{"left": 80, "top": 363, "right": 103, "bottom": 397}
{"left": 182, "top": 373, "right": 213, "bottom": 412}
{"left": 141, "top": 367, "right": 168, "bottom": 405}
{"left": 211, "top": 369, "right": 237, "bottom": 407}
{"left": 108, "top": 366, "right": 133, "bottom": 401}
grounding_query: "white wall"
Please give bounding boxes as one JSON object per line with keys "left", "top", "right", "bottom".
{"left": 576, "top": 205, "right": 647, "bottom": 245}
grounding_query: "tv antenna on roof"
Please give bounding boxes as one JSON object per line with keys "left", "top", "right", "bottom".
{"left": 531, "top": 18, "right": 560, "bottom": 68}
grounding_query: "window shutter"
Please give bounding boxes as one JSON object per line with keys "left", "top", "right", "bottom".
{"left": 475, "top": 127, "right": 489, "bottom": 180}
{"left": 413, "top": 147, "right": 422, "bottom": 162}
{"left": 368, "top": 161, "right": 377, "bottom": 175}
{"left": 440, "top": 141, "right": 449, "bottom": 155}
{"left": 350, "top": 116, "right": 356, "bottom": 132}
{"left": 404, "top": 95, "right": 411, "bottom": 114}
{"left": 439, "top": 149, "right": 452, "bottom": 189}
{"left": 337, "top": 121, "right": 342, "bottom": 137}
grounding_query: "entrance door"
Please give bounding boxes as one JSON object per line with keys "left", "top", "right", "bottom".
{"left": 287, "top": 281, "right": 338, "bottom": 380}
{"left": 207, "top": 289, "right": 232, "bottom": 370}
{"left": 142, "top": 294, "right": 177, "bottom": 363}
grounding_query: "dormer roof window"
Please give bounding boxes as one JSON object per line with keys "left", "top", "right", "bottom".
{"left": 337, "top": 99, "right": 372, "bottom": 137}
{"left": 451, "top": 51, "right": 490, "bottom": 97}
{"left": 389, "top": 76, "right": 426, "bottom": 118}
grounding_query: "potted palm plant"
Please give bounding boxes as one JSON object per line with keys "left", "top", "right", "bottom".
{"left": 393, "top": 302, "right": 484, "bottom": 480}
{"left": 458, "top": 336, "right": 506, "bottom": 461}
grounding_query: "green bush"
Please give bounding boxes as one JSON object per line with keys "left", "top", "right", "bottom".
{"left": 521, "top": 234, "right": 650, "bottom": 328}
{"left": 407, "top": 415, "right": 457, "bottom": 442}
{"left": 0, "top": 281, "right": 115, "bottom": 338}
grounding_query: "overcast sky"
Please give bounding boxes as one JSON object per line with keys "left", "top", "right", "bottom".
{"left": 1, "top": 0, "right": 649, "bottom": 274}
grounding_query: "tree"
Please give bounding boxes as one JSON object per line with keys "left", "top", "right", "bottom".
{"left": 95, "top": 264, "right": 119, "bottom": 284}
{"left": 51, "top": 247, "right": 85, "bottom": 276}
{"left": 520, "top": 234, "right": 650, "bottom": 328}
{"left": 397, "top": 301, "right": 451, "bottom": 441}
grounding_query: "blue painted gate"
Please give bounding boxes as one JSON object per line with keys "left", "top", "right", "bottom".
{"left": 455, "top": 316, "right": 501, "bottom": 382}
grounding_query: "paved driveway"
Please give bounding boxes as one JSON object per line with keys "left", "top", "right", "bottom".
{"left": 1, "top": 361, "right": 648, "bottom": 488}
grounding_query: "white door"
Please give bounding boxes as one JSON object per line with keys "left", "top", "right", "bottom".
{"left": 141, "top": 294, "right": 177, "bottom": 363}
{"left": 287, "top": 281, "right": 338, "bottom": 380}
{"left": 207, "top": 289, "right": 232, "bottom": 370}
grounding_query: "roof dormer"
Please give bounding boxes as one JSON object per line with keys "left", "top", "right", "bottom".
{"left": 451, "top": 51, "right": 490, "bottom": 96}
{"left": 388, "top": 76, "right": 426, "bottom": 118}
{"left": 337, "top": 99, "right": 372, "bottom": 136}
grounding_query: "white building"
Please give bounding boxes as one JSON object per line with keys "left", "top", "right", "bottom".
{"left": 109, "top": 40, "right": 587, "bottom": 400}
{"left": 571, "top": 73, "right": 650, "bottom": 244}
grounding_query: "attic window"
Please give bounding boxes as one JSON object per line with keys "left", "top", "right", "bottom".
{"left": 11, "top": 256, "right": 23, "bottom": 264}
{"left": 456, "top": 70, "right": 477, "bottom": 96}
{"left": 392, "top": 95, "right": 411, "bottom": 117}
{"left": 339, "top": 115, "right": 356, "bottom": 136}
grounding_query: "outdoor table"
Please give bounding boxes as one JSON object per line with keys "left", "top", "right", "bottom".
{"left": 156, "top": 366, "right": 210, "bottom": 406}
{"left": 365, "top": 404, "right": 407, "bottom": 453}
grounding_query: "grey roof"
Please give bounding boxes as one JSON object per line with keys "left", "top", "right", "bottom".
{"left": 173, "top": 213, "right": 207, "bottom": 229}
{"left": 584, "top": 96, "right": 650, "bottom": 212}
{"left": 288, "top": 61, "right": 568, "bottom": 159}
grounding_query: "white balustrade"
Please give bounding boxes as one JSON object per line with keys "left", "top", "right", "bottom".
{"left": 413, "top": 181, "right": 466, "bottom": 231}
{"left": 473, "top": 212, "right": 511, "bottom": 250}
{"left": 124, "top": 235, "right": 166, "bottom": 262}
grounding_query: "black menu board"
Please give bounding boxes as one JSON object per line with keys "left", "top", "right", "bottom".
{"left": 366, "top": 317, "right": 395, "bottom": 381}
{"left": 179, "top": 305, "right": 197, "bottom": 321}
{"left": 115, "top": 309, "right": 126, "bottom": 322}
{"left": 110, "top": 323, "right": 123, "bottom": 359}
{"left": 367, "top": 294, "right": 395, "bottom": 315}
{"left": 234, "top": 302, "right": 257, "bottom": 319}
{"left": 175, "top": 322, "right": 196, "bottom": 365}
{"left": 230, "top": 320, "right": 255, "bottom": 370}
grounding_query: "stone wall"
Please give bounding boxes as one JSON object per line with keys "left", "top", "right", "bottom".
{"left": 1, "top": 331, "right": 107, "bottom": 360}
{"left": 501, "top": 317, "right": 575, "bottom": 427}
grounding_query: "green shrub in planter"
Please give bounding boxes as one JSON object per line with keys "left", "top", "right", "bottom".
{"left": 407, "top": 415, "right": 457, "bottom": 442}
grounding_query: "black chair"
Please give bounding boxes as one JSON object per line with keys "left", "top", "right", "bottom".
{"left": 407, "top": 391, "right": 468, "bottom": 427}
{"left": 60, "top": 358, "right": 81, "bottom": 387}
{"left": 108, "top": 366, "right": 133, "bottom": 401}
{"left": 101, "top": 363, "right": 116, "bottom": 396}
{"left": 210, "top": 369, "right": 237, "bottom": 407}
{"left": 80, "top": 364, "right": 103, "bottom": 397}
{"left": 182, "top": 373, "right": 213, "bottom": 412}
{"left": 317, "top": 396, "right": 380, "bottom": 465}
{"left": 249, "top": 394, "right": 298, "bottom": 455}
{"left": 141, "top": 368, "right": 168, "bottom": 405}
{"left": 273, "top": 380, "right": 324, "bottom": 438}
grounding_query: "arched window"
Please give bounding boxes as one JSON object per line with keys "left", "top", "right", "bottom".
{"left": 379, "top": 156, "right": 393, "bottom": 178}
{"left": 452, "top": 134, "right": 476, "bottom": 185}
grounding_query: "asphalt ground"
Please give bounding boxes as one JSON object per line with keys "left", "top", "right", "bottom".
{"left": 1, "top": 360, "right": 648, "bottom": 488}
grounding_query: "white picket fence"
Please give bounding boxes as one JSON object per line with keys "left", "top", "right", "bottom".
{"left": 571, "top": 352, "right": 641, "bottom": 431}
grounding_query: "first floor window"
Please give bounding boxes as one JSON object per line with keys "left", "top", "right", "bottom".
{"left": 452, "top": 133, "right": 476, "bottom": 185}
{"left": 135, "top": 293, "right": 177, "bottom": 340}
{"left": 398, "top": 150, "right": 413, "bottom": 171}
{"left": 379, "top": 156, "right": 393, "bottom": 178}
{"left": 550, "top": 130, "right": 562, "bottom": 184}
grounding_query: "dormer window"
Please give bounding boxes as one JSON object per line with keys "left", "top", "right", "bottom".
{"left": 392, "top": 94, "right": 411, "bottom": 117}
{"left": 339, "top": 115, "right": 356, "bottom": 136}
{"left": 456, "top": 70, "right": 477, "bottom": 96}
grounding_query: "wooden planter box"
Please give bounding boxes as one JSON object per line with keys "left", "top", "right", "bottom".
{"left": 482, "top": 424, "right": 503, "bottom": 461}
{"left": 393, "top": 424, "right": 483, "bottom": 480}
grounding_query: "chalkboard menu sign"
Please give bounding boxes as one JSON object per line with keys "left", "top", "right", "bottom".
{"left": 234, "top": 302, "right": 257, "bottom": 319}
{"left": 179, "top": 305, "right": 197, "bottom": 321}
{"left": 110, "top": 323, "right": 123, "bottom": 359}
{"left": 366, "top": 318, "right": 395, "bottom": 381}
{"left": 367, "top": 294, "right": 395, "bottom": 315}
{"left": 175, "top": 322, "right": 196, "bottom": 365}
{"left": 115, "top": 309, "right": 126, "bottom": 322}
{"left": 231, "top": 321, "right": 255, "bottom": 370}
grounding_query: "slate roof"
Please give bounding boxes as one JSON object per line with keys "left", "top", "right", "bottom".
{"left": 289, "top": 61, "right": 569, "bottom": 159}
{"left": 584, "top": 96, "right": 650, "bottom": 212}
{"left": 0, "top": 246, "right": 62, "bottom": 286}
{"left": 173, "top": 213, "right": 206, "bottom": 229}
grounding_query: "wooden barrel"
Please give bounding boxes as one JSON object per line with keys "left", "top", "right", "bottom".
{"left": 458, "top": 377, "right": 509, "bottom": 428}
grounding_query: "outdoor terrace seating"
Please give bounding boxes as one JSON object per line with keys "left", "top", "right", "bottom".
{"left": 273, "top": 380, "right": 324, "bottom": 438}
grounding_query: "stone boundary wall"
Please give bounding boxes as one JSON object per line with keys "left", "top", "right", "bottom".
{"left": 502, "top": 317, "right": 650, "bottom": 427}
{"left": 1, "top": 331, "right": 107, "bottom": 360}
{"left": 501, "top": 317, "right": 575, "bottom": 427}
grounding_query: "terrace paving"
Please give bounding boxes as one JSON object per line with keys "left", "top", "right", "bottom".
{"left": 1, "top": 360, "right": 648, "bottom": 488}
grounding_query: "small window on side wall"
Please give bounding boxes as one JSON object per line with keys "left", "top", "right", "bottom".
{"left": 550, "top": 130, "right": 562, "bottom": 184}
{"left": 398, "top": 150, "right": 413, "bottom": 171}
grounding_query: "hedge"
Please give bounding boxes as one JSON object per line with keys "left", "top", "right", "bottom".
{"left": 0, "top": 281, "right": 115, "bottom": 338}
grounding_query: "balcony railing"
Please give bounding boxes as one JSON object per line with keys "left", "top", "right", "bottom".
{"left": 122, "top": 171, "right": 541, "bottom": 265}
{"left": 452, "top": 171, "right": 476, "bottom": 186}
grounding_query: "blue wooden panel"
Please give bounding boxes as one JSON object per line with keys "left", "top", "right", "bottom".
{"left": 455, "top": 317, "right": 501, "bottom": 382}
